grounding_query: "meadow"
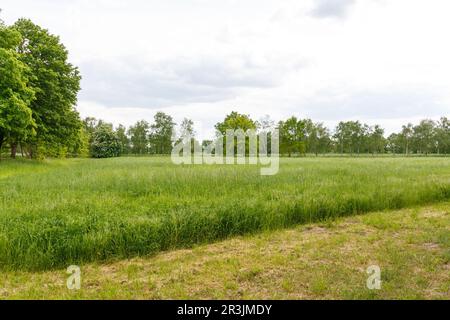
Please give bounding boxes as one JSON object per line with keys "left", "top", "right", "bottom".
{"left": 0, "top": 157, "right": 449, "bottom": 271}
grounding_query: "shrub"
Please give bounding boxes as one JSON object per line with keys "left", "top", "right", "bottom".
{"left": 91, "top": 124, "right": 121, "bottom": 158}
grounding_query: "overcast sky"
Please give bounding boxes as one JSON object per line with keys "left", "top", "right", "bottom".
{"left": 2, "top": 0, "right": 449, "bottom": 139}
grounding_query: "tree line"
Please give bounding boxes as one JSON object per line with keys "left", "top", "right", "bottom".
{"left": 84, "top": 112, "right": 176, "bottom": 158}
{"left": 82, "top": 111, "right": 450, "bottom": 158}
{"left": 278, "top": 117, "right": 450, "bottom": 156}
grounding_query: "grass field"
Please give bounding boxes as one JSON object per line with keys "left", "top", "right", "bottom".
{"left": 0, "top": 203, "right": 448, "bottom": 299}
{"left": 0, "top": 157, "right": 449, "bottom": 271}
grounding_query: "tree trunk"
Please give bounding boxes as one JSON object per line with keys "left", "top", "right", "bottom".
{"left": 23, "top": 146, "right": 30, "bottom": 159}
{"left": 20, "top": 142, "right": 24, "bottom": 158}
{"left": 11, "top": 143, "right": 17, "bottom": 159}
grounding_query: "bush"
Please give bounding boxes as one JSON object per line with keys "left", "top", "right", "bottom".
{"left": 91, "top": 124, "right": 121, "bottom": 158}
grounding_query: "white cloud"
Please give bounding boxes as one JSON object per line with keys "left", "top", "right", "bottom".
{"left": 78, "top": 53, "right": 304, "bottom": 109}
{"left": 1, "top": 0, "right": 449, "bottom": 138}
{"left": 310, "top": 0, "right": 356, "bottom": 19}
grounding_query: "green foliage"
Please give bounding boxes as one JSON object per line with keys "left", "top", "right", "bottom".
{"left": 12, "top": 19, "right": 82, "bottom": 158}
{"left": 116, "top": 124, "right": 130, "bottom": 154}
{"left": 436, "top": 117, "right": 450, "bottom": 154}
{"left": 412, "top": 120, "right": 436, "bottom": 155}
{"left": 386, "top": 119, "right": 450, "bottom": 155}
{"left": 214, "top": 112, "right": 258, "bottom": 156}
{"left": 278, "top": 117, "right": 306, "bottom": 156}
{"left": 215, "top": 111, "right": 257, "bottom": 134}
{"left": 149, "top": 112, "right": 175, "bottom": 154}
{"left": 0, "top": 91, "right": 35, "bottom": 144}
{"left": 0, "top": 21, "right": 21, "bottom": 50}
{"left": 128, "top": 120, "right": 150, "bottom": 155}
{"left": 71, "top": 126, "right": 90, "bottom": 158}
{"left": 90, "top": 124, "right": 121, "bottom": 158}
{"left": 175, "top": 118, "right": 200, "bottom": 155}
{"left": 178, "top": 118, "right": 195, "bottom": 140}
{"left": 334, "top": 121, "right": 364, "bottom": 154}
{"left": 0, "top": 24, "right": 35, "bottom": 155}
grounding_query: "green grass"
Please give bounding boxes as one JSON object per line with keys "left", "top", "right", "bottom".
{"left": 0, "top": 157, "right": 449, "bottom": 271}
{"left": 0, "top": 203, "right": 448, "bottom": 299}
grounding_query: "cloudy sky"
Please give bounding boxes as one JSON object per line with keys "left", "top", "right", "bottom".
{"left": 1, "top": 0, "right": 449, "bottom": 138}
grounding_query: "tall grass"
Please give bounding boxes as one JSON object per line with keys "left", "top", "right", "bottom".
{"left": 0, "top": 157, "right": 449, "bottom": 270}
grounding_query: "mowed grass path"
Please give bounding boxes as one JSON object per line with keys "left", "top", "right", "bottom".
{"left": 0, "top": 157, "right": 449, "bottom": 270}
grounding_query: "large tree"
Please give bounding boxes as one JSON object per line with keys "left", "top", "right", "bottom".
{"left": 412, "top": 120, "right": 436, "bottom": 155}
{"left": 215, "top": 111, "right": 257, "bottom": 134}
{"left": 278, "top": 117, "right": 306, "bottom": 157}
{"left": 116, "top": 124, "right": 130, "bottom": 155}
{"left": 13, "top": 19, "right": 82, "bottom": 158}
{"left": 400, "top": 123, "right": 414, "bottom": 155}
{"left": 367, "top": 125, "right": 385, "bottom": 154}
{"left": 387, "top": 133, "right": 402, "bottom": 155}
{"left": 303, "top": 119, "right": 331, "bottom": 156}
{"left": 128, "top": 120, "right": 150, "bottom": 155}
{"left": 0, "top": 22, "right": 35, "bottom": 157}
{"left": 334, "top": 121, "right": 365, "bottom": 154}
{"left": 215, "top": 111, "right": 258, "bottom": 157}
{"left": 149, "top": 112, "right": 175, "bottom": 155}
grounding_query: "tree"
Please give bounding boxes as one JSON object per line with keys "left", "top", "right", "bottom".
{"left": 436, "top": 117, "right": 450, "bottom": 154}
{"left": 279, "top": 117, "right": 306, "bottom": 157}
{"left": 259, "top": 115, "right": 276, "bottom": 155}
{"left": 13, "top": 19, "right": 82, "bottom": 158}
{"left": 202, "top": 140, "right": 213, "bottom": 151}
{"left": 178, "top": 118, "right": 195, "bottom": 141}
{"left": 214, "top": 111, "right": 258, "bottom": 157}
{"left": 90, "top": 124, "right": 121, "bottom": 158}
{"left": 128, "top": 120, "right": 150, "bottom": 155}
{"left": 367, "top": 125, "right": 385, "bottom": 154}
{"left": 412, "top": 120, "right": 436, "bottom": 155}
{"left": 175, "top": 118, "right": 200, "bottom": 154}
{"left": 116, "top": 124, "right": 130, "bottom": 155}
{"left": 259, "top": 115, "right": 275, "bottom": 132}
{"left": 149, "top": 112, "right": 175, "bottom": 155}
{"left": 215, "top": 111, "right": 258, "bottom": 134}
{"left": 304, "top": 119, "right": 317, "bottom": 155}
{"left": 351, "top": 121, "right": 365, "bottom": 154}
{"left": 0, "top": 22, "right": 35, "bottom": 158}
{"left": 71, "top": 125, "right": 90, "bottom": 158}
{"left": 315, "top": 123, "right": 331, "bottom": 155}
{"left": 387, "top": 133, "right": 402, "bottom": 155}
{"left": 334, "top": 121, "right": 351, "bottom": 154}
{"left": 83, "top": 117, "right": 98, "bottom": 138}
{"left": 400, "top": 123, "right": 414, "bottom": 155}
{"left": 333, "top": 121, "right": 365, "bottom": 155}
{"left": 304, "top": 119, "right": 330, "bottom": 156}
{"left": 0, "top": 16, "right": 21, "bottom": 49}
